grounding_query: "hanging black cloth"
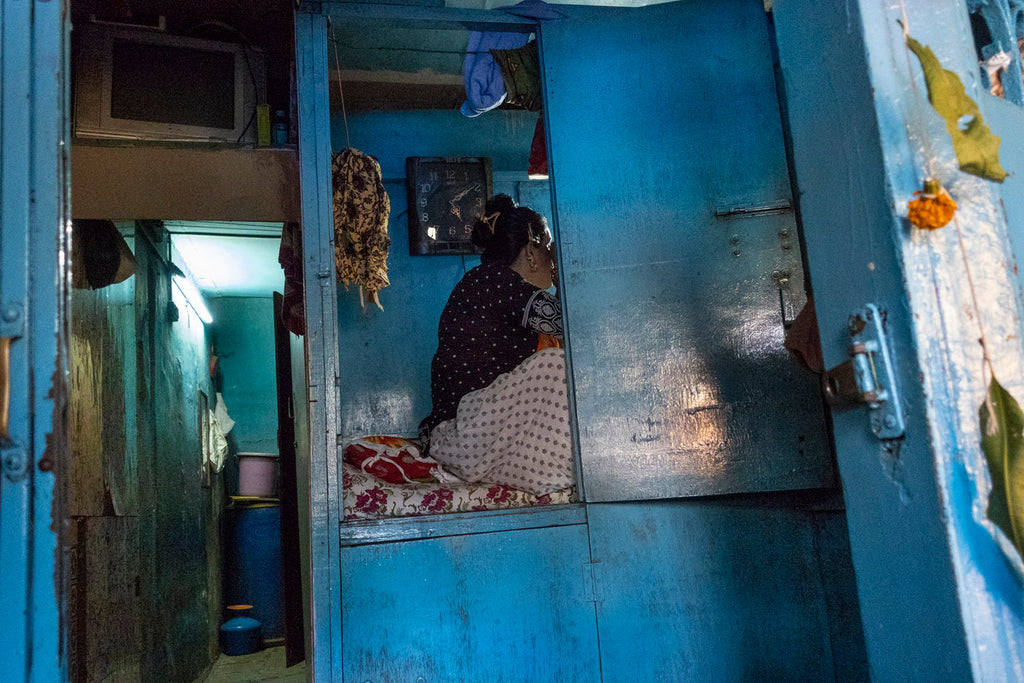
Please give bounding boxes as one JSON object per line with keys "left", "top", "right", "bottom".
{"left": 277, "top": 221, "right": 305, "bottom": 336}
{"left": 71, "top": 219, "right": 137, "bottom": 289}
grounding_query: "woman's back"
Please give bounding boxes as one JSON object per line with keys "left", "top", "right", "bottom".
{"left": 423, "top": 262, "right": 543, "bottom": 435}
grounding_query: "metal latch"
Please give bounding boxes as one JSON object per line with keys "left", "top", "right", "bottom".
{"left": 823, "top": 304, "right": 905, "bottom": 439}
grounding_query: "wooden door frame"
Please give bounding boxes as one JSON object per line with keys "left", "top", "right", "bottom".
{"left": 0, "top": 1, "right": 71, "bottom": 680}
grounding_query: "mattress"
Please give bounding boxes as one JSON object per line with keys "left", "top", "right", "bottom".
{"left": 342, "top": 461, "right": 575, "bottom": 520}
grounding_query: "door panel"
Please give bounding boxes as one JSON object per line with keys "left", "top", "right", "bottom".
{"left": 542, "top": 0, "right": 831, "bottom": 501}
{"left": 274, "top": 293, "right": 306, "bottom": 665}
{"left": 587, "top": 502, "right": 836, "bottom": 682}
{"left": 340, "top": 523, "right": 600, "bottom": 682}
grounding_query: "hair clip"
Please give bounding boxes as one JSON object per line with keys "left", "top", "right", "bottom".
{"left": 527, "top": 223, "right": 541, "bottom": 245}
{"left": 482, "top": 212, "right": 500, "bottom": 234}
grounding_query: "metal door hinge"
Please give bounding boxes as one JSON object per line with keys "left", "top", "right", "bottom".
{"left": 823, "top": 304, "right": 905, "bottom": 439}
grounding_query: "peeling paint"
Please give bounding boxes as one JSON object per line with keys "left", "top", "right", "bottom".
{"left": 878, "top": 438, "right": 911, "bottom": 504}
{"left": 855, "top": 0, "right": 1024, "bottom": 677}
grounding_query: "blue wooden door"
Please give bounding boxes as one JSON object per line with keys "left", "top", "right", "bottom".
{"left": 542, "top": 1, "right": 850, "bottom": 679}
{"left": 542, "top": 0, "right": 833, "bottom": 504}
{"left": 0, "top": 1, "right": 70, "bottom": 681}
{"left": 771, "top": 0, "right": 1020, "bottom": 677}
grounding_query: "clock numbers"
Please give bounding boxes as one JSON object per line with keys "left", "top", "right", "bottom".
{"left": 406, "top": 156, "right": 492, "bottom": 256}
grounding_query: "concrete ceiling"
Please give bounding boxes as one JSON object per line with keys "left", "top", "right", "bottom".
{"left": 166, "top": 221, "right": 284, "bottom": 299}
{"left": 329, "top": 0, "right": 684, "bottom": 111}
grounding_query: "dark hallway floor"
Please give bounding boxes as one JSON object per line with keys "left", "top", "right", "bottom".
{"left": 195, "top": 646, "right": 306, "bottom": 683}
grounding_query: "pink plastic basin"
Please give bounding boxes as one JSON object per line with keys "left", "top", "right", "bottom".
{"left": 237, "top": 452, "right": 279, "bottom": 497}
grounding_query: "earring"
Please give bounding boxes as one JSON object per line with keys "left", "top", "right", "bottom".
{"left": 527, "top": 253, "right": 537, "bottom": 271}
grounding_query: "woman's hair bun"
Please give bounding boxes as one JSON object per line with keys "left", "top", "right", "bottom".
{"left": 471, "top": 193, "right": 518, "bottom": 249}
{"left": 471, "top": 193, "right": 545, "bottom": 266}
{"left": 470, "top": 222, "right": 492, "bottom": 249}
{"left": 486, "top": 193, "right": 517, "bottom": 215}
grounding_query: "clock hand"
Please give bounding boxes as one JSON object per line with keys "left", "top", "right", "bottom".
{"left": 449, "top": 187, "right": 472, "bottom": 203}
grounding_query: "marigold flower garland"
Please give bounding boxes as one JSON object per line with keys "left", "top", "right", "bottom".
{"left": 907, "top": 177, "right": 957, "bottom": 230}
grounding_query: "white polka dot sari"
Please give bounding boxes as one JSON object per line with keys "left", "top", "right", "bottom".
{"left": 428, "top": 348, "right": 574, "bottom": 496}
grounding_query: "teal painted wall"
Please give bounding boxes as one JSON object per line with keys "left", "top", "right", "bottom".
{"left": 69, "top": 240, "right": 141, "bottom": 681}
{"left": 141, "top": 233, "right": 221, "bottom": 680}
{"left": 209, "top": 296, "right": 280, "bottom": 455}
{"left": 297, "top": 9, "right": 869, "bottom": 681}
{"left": 69, "top": 225, "right": 222, "bottom": 682}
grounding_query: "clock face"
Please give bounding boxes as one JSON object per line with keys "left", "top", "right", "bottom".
{"left": 406, "top": 157, "right": 493, "bottom": 256}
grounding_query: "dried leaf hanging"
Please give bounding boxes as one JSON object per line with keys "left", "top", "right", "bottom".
{"left": 980, "top": 376, "right": 1024, "bottom": 558}
{"left": 906, "top": 35, "right": 1009, "bottom": 182}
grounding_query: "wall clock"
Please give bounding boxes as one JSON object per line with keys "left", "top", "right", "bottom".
{"left": 406, "top": 156, "right": 493, "bottom": 256}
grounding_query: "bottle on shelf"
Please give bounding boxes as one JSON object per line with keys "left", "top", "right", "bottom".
{"left": 272, "top": 110, "right": 288, "bottom": 146}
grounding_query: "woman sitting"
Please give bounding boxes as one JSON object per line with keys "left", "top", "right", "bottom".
{"left": 418, "top": 194, "right": 573, "bottom": 496}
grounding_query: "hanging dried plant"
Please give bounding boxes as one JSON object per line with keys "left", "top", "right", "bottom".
{"left": 905, "top": 35, "right": 1009, "bottom": 182}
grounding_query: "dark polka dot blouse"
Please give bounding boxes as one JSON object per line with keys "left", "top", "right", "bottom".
{"left": 419, "top": 262, "right": 563, "bottom": 440}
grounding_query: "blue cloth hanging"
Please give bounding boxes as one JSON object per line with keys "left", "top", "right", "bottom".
{"left": 460, "top": 0, "right": 566, "bottom": 118}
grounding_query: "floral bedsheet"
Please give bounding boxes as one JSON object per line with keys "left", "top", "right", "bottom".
{"left": 342, "top": 461, "right": 574, "bottom": 520}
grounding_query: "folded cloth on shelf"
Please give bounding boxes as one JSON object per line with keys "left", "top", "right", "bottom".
{"left": 344, "top": 435, "right": 460, "bottom": 485}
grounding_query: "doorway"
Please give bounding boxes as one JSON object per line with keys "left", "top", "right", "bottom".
{"left": 66, "top": 218, "right": 304, "bottom": 681}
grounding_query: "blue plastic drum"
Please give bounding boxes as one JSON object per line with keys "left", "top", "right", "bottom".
{"left": 223, "top": 503, "right": 283, "bottom": 642}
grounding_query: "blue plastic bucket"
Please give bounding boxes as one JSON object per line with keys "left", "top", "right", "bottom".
{"left": 219, "top": 615, "right": 263, "bottom": 656}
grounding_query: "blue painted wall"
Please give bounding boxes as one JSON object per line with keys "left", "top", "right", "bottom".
{"left": 987, "top": 95, "right": 1024, "bottom": 308}
{"left": 332, "top": 109, "right": 547, "bottom": 438}
{"left": 208, "top": 296, "right": 280, "bottom": 455}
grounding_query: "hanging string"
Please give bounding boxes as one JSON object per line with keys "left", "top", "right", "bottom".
{"left": 899, "top": 0, "right": 998, "bottom": 414}
{"left": 954, "top": 214, "right": 997, "bottom": 400}
{"left": 898, "top": 0, "right": 910, "bottom": 40}
{"left": 329, "top": 19, "right": 352, "bottom": 150}
{"left": 897, "top": 0, "right": 939, "bottom": 178}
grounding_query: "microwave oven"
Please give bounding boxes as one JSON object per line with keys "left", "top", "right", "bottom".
{"left": 73, "top": 24, "right": 265, "bottom": 144}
